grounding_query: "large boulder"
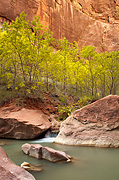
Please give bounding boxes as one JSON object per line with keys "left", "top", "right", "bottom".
{"left": 0, "top": 106, "right": 51, "bottom": 139}
{"left": 22, "top": 143, "right": 71, "bottom": 162}
{"left": 0, "top": 0, "right": 119, "bottom": 52}
{"left": 0, "top": 146, "right": 35, "bottom": 180}
{"left": 54, "top": 95, "right": 119, "bottom": 147}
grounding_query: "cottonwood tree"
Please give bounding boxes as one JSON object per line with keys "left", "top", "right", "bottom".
{"left": 80, "top": 46, "right": 98, "bottom": 97}
{"left": 0, "top": 12, "right": 53, "bottom": 95}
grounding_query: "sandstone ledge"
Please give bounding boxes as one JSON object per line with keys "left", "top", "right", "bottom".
{"left": 0, "top": 107, "right": 51, "bottom": 139}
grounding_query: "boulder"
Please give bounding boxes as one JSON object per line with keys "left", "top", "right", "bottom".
{"left": 0, "top": 107, "right": 51, "bottom": 139}
{"left": 0, "top": 0, "right": 119, "bottom": 52}
{"left": 0, "top": 146, "right": 35, "bottom": 180}
{"left": 22, "top": 143, "right": 71, "bottom": 162}
{"left": 54, "top": 95, "right": 119, "bottom": 147}
{"left": 41, "top": 146, "right": 71, "bottom": 162}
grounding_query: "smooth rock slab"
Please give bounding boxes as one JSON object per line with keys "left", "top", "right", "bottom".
{"left": 0, "top": 146, "right": 35, "bottom": 180}
{"left": 22, "top": 143, "right": 71, "bottom": 162}
{"left": 54, "top": 95, "right": 119, "bottom": 147}
{"left": 0, "top": 107, "right": 51, "bottom": 139}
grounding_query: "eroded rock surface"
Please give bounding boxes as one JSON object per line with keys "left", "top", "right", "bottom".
{"left": 22, "top": 143, "right": 71, "bottom": 162}
{"left": 54, "top": 95, "right": 119, "bottom": 147}
{"left": 0, "top": 0, "right": 119, "bottom": 52}
{"left": 0, "top": 106, "right": 51, "bottom": 139}
{"left": 0, "top": 146, "right": 35, "bottom": 180}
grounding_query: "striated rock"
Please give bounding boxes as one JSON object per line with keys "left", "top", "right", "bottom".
{"left": 77, "top": 0, "right": 116, "bottom": 22}
{"left": 0, "top": 107, "right": 51, "bottom": 139}
{"left": 0, "top": 0, "right": 119, "bottom": 52}
{"left": 22, "top": 143, "right": 71, "bottom": 162}
{"left": 54, "top": 95, "right": 119, "bottom": 147}
{"left": 0, "top": 146, "right": 35, "bottom": 180}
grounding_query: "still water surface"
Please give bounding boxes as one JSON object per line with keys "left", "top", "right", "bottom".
{"left": 1, "top": 137, "right": 119, "bottom": 180}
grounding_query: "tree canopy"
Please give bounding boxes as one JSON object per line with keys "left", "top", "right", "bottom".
{"left": 0, "top": 12, "right": 119, "bottom": 102}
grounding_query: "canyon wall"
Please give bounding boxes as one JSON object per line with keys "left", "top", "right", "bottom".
{"left": 0, "top": 0, "right": 119, "bottom": 52}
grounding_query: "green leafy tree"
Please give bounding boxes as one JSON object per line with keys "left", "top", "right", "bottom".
{"left": 104, "top": 51, "right": 119, "bottom": 94}
{"left": 80, "top": 46, "right": 98, "bottom": 97}
{"left": 0, "top": 12, "right": 53, "bottom": 96}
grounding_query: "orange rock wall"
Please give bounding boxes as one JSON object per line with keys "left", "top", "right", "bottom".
{"left": 0, "top": 0, "right": 119, "bottom": 52}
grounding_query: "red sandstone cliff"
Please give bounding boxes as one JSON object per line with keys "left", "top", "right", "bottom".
{"left": 0, "top": 0, "right": 119, "bottom": 52}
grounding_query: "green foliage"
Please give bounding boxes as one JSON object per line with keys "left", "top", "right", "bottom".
{"left": 77, "top": 96, "right": 95, "bottom": 108}
{"left": 58, "top": 104, "right": 75, "bottom": 121}
{"left": 58, "top": 95, "right": 96, "bottom": 121}
{"left": 0, "top": 12, "right": 53, "bottom": 96}
{"left": 1, "top": 12, "right": 119, "bottom": 108}
{"left": 115, "top": 6, "right": 119, "bottom": 20}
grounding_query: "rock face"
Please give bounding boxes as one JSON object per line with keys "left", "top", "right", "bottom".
{"left": 54, "top": 95, "right": 119, "bottom": 147}
{"left": 0, "top": 106, "right": 51, "bottom": 139}
{"left": 0, "top": 0, "right": 119, "bottom": 52}
{"left": 0, "top": 0, "right": 39, "bottom": 22}
{"left": 0, "top": 146, "right": 35, "bottom": 180}
{"left": 22, "top": 143, "right": 71, "bottom": 162}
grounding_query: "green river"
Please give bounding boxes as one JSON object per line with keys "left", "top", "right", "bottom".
{"left": 1, "top": 137, "right": 119, "bottom": 180}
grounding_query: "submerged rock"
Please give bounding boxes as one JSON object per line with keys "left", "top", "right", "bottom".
{"left": 0, "top": 146, "right": 35, "bottom": 180}
{"left": 54, "top": 95, "right": 119, "bottom": 147}
{"left": 0, "top": 142, "right": 8, "bottom": 146}
{"left": 21, "top": 162, "right": 43, "bottom": 172}
{"left": 22, "top": 143, "right": 72, "bottom": 162}
{"left": 0, "top": 107, "right": 51, "bottom": 139}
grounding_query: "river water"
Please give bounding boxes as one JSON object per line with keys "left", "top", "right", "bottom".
{"left": 1, "top": 137, "right": 119, "bottom": 180}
